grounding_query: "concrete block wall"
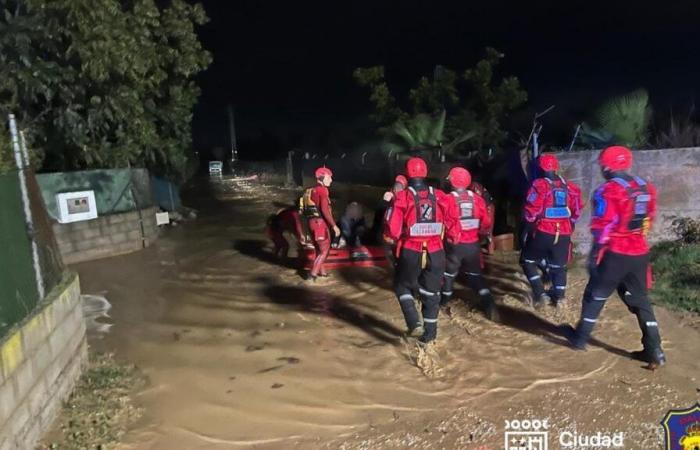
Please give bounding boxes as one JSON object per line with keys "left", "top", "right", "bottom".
{"left": 557, "top": 147, "right": 700, "bottom": 253}
{"left": 54, "top": 206, "right": 160, "bottom": 264}
{"left": 0, "top": 273, "right": 86, "bottom": 450}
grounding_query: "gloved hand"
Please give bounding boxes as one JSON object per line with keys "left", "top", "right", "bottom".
{"left": 520, "top": 222, "right": 535, "bottom": 249}
{"left": 587, "top": 243, "right": 602, "bottom": 275}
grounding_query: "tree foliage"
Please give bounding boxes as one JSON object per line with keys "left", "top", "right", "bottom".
{"left": 391, "top": 110, "right": 446, "bottom": 151}
{"left": 0, "top": 124, "right": 13, "bottom": 173}
{"left": 0, "top": 0, "right": 211, "bottom": 179}
{"left": 580, "top": 89, "right": 651, "bottom": 149}
{"left": 461, "top": 48, "right": 528, "bottom": 153}
{"left": 354, "top": 48, "right": 527, "bottom": 157}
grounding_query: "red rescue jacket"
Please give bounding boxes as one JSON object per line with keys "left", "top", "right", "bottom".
{"left": 446, "top": 189, "right": 492, "bottom": 244}
{"left": 385, "top": 186, "right": 457, "bottom": 252}
{"left": 591, "top": 175, "right": 656, "bottom": 256}
{"left": 524, "top": 176, "right": 582, "bottom": 236}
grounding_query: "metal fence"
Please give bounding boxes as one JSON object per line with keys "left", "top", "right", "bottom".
{"left": 36, "top": 168, "right": 155, "bottom": 220}
{"left": 1, "top": 115, "right": 65, "bottom": 337}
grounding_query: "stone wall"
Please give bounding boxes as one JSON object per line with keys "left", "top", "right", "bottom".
{"left": 557, "top": 147, "right": 700, "bottom": 253}
{"left": 0, "top": 273, "right": 86, "bottom": 450}
{"left": 54, "top": 206, "right": 160, "bottom": 264}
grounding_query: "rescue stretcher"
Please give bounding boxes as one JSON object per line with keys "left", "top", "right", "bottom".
{"left": 300, "top": 244, "right": 389, "bottom": 270}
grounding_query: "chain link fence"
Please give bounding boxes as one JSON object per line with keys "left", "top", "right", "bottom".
{"left": 1, "top": 115, "right": 65, "bottom": 337}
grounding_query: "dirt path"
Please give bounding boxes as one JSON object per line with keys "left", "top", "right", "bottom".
{"left": 74, "top": 178, "right": 700, "bottom": 449}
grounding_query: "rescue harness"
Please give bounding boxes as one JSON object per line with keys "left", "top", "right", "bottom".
{"left": 451, "top": 190, "right": 480, "bottom": 231}
{"left": 610, "top": 176, "right": 651, "bottom": 233}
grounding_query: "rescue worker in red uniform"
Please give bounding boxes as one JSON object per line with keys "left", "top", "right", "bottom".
{"left": 384, "top": 158, "right": 457, "bottom": 343}
{"left": 468, "top": 180, "right": 496, "bottom": 254}
{"left": 265, "top": 206, "right": 306, "bottom": 258}
{"left": 566, "top": 146, "right": 666, "bottom": 369}
{"left": 300, "top": 167, "right": 341, "bottom": 280}
{"left": 521, "top": 154, "right": 582, "bottom": 308}
{"left": 374, "top": 175, "right": 408, "bottom": 264}
{"left": 440, "top": 167, "right": 499, "bottom": 321}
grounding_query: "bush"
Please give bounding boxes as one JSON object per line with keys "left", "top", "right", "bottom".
{"left": 650, "top": 218, "right": 700, "bottom": 313}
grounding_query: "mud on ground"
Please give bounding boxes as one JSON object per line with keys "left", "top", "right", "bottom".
{"left": 70, "top": 178, "right": 699, "bottom": 449}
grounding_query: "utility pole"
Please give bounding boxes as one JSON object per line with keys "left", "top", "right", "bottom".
{"left": 227, "top": 104, "right": 238, "bottom": 165}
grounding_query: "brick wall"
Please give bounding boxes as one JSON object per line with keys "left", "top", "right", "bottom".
{"left": 0, "top": 273, "right": 86, "bottom": 450}
{"left": 53, "top": 206, "right": 160, "bottom": 264}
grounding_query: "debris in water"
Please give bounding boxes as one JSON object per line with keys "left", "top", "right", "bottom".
{"left": 172, "top": 332, "right": 181, "bottom": 341}
{"left": 258, "top": 365, "right": 284, "bottom": 374}
{"left": 271, "top": 383, "right": 284, "bottom": 389}
{"left": 245, "top": 344, "right": 265, "bottom": 352}
{"left": 278, "top": 357, "right": 301, "bottom": 364}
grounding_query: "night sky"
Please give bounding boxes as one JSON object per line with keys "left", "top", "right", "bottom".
{"left": 192, "top": 0, "right": 700, "bottom": 159}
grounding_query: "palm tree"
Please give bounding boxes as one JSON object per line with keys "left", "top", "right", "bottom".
{"left": 389, "top": 110, "right": 476, "bottom": 157}
{"left": 579, "top": 89, "right": 652, "bottom": 148}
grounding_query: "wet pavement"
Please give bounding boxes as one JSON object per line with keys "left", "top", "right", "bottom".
{"left": 74, "top": 177, "right": 700, "bottom": 449}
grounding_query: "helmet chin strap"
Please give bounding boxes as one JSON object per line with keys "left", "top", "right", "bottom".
{"left": 543, "top": 170, "right": 557, "bottom": 180}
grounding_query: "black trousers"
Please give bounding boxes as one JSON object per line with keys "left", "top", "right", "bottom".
{"left": 441, "top": 242, "right": 493, "bottom": 306}
{"left": 574, "top": 251, "right": 662, "bottom": 352}
{"left": 394, "top": 248, "right": 445, "bottom": 340}
{"left": 521, "top": 232, "right": 570, "bottom": 301}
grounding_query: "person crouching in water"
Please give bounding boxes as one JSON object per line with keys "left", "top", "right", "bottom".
{"left": 440, "top": 167, "right": 500, "bottom": 321}
{"left": 265, "top": 206, "right": 306, "bottom": 259}
{"left": 384, "top": 157, "right": 457, "bottom": 343}
{"left": 300, "top": 167, "right": 340, "bottom": 280}
{"left": 521, "top": 154, "right": 582, "bottom": 308}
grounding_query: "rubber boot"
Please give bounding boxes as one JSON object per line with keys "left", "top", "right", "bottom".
{"left": 562, "top": 324, "right": 587, "bottom": 351}
{"left": 630, "top": 347, "right": 666, "bottom": 369}
{"left": 398, "top": 295, "right": 422, "bottom": 336}
{"left": 440, "top": 292, "right": 452, "bottom": 307}
{"left": 419, "top": 321, "right": 437, "bottom": 343}
{"left": 419, "top": 290, "right": 440, "bottom": 343}
{"left": 533, "top": 292, "right": 551, "bottom": 310}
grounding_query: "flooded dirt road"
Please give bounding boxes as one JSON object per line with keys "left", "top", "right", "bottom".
{"left": 75, "top": 178, "right": 700, "bottom": 449}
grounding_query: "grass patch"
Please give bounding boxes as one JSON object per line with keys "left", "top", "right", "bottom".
{"left": 650, "top": 241, "right": 700, "bottom": 313}
{"left": 40, "top": 352, "right": 144, "bottom": 450}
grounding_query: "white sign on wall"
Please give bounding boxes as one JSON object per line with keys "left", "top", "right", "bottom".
{"left": 56, "top": 191, "right": 98, "bottom": 224}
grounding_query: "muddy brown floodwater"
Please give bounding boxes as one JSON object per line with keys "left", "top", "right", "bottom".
{"left": 75, "top": 177, "right": 700, "bottom": 450}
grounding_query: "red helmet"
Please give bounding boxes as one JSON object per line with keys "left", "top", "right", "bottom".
{"left": 394, "top": 175, "right": 408, "bottom": 188}
{"left": 406, "top": 157, "right": 428, "bottom": 178}
{"left": 599, "top": 146, "right": 633, "bottom": 171}
{"left": 538, "top": 154, "right": 559, "bottom": 172}
{"left": 447, "top": 167, "right": 471, "bottom": 189}
{"left": 315, "top": 166, "right": 333, "bottom": 179}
